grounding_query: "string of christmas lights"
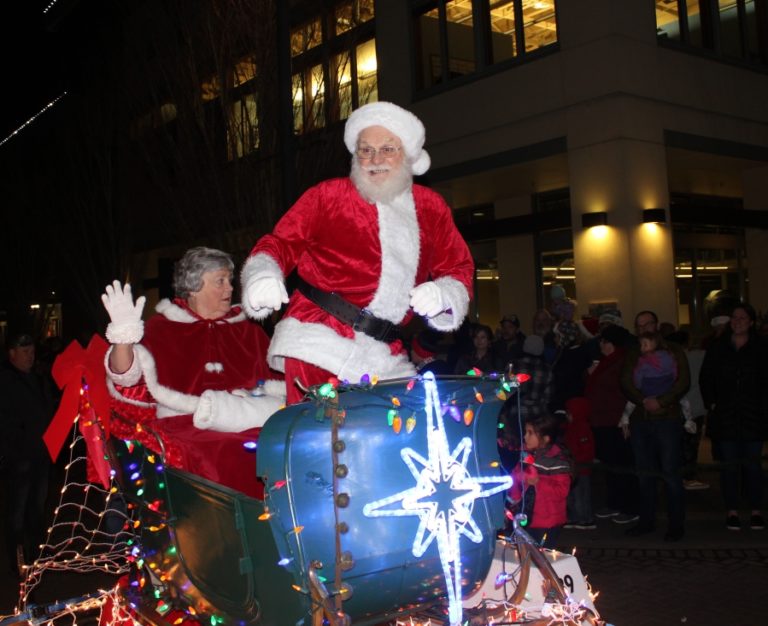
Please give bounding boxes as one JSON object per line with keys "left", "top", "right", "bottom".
{"left": 43, "top": 1, "right": 60, "bottom": 15}
{"left": 1, "top": 404, "right": 133, "bottom": 626}
{"left": 0, "top": 366, "right": 601, "bottom": 626}
{"left": 0, "top": 92, "right": 67, "bottom": 148}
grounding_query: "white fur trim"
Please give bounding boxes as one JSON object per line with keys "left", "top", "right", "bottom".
{"left": 105, "top": 345, "right": 143, "bottom": 387}
{"left": 344, "top": 102, "right": 431, "bottom": 176}
{"left": 105, "top": 321, "right": 144, "bottom": 344}
{"left": 268, "top": 317, "right": 416, "bottom": 382}
{"left": 240, "top": 254, "right": 285, "bottom": 320}
{"left": 104, "top": 345, "right": 155, "bottom": 408}
{"left": 156, "top": 299, "right": 197, "bottom": 323}
{"left": 261, "top": 379, "right": 286, "bottom": 397}
{"left": 155, "top": 298, "right": 247, "bottom": 324}
{"left": 205, "top": 362, "right": 224, "bottom": 373}
{"left": 426, "top": 276, "right": 470, "bottom": 332}
{"left": 366, "top": 191, "right": 420, "bottom": 323}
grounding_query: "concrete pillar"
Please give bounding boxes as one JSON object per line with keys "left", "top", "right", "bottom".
{"left": 495, "top": 196, "right": 537, "bottom": 336}
{"left": 743, "top": 165, "right": 768, "bottom": 314}
{"left": 568, "top": 136, "right": 677, "bottom": 324}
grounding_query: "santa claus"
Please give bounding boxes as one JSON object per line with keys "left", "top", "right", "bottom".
{"left": 242, "top": 101, "right": 474, "bottom": 402}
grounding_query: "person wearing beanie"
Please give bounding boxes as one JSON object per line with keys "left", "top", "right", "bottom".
{"left": 241, "top": 101, "right": 473, "bottom": 402}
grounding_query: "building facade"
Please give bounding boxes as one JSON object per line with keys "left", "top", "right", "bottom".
{"left": 27, "top": 0, "right": 768, "bottom": 340}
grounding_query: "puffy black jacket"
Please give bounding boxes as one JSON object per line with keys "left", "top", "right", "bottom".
{"left": 699, "top": 335, "right": 768, "bottom": 442}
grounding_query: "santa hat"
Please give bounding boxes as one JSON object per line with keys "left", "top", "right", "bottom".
{"left": 344, "top": 101, "right": 431, "bottom": 176}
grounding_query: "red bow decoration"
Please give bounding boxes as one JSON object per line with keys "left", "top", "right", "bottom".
{"left": 44, "top": 335, "right": 111, "bottom": 468}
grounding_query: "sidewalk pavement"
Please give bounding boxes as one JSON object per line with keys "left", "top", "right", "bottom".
{"left": 557, "top": 455, "right": 768, "bottom": 626}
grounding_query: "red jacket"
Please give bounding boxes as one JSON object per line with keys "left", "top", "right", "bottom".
{"left": 564, "top": 397, "right": 595, "bottom": 476}
{"left": 510, "top": 443, "right": 572, "bottom": 529}
{"left": 585, "top": 347, "right": 627, "bottom": 428}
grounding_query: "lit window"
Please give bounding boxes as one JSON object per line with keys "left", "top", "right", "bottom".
{"left": 414, "top": 0, "right": 558, "bottom": 90}
{"left": 291, "top": 2, "right": 377, "bottom": 134}
{"left": 335, "top": 0, "right": 375, "bottom": 36}
{"left": 291, "top": 18, "right": 323, "bottom": 57}
{"left": 489, "top": 0, "right": 517, "bottom": 62}
{"left": 522, "top": 0, "right": 557, "bottom": 53}
{"left": 232, "top": 55, "right": 257, "bottom": 87}
{"left": 228, "top": 94, "right": 259, "bottom": 160}
{"left": 356, "top": 39, "right": 378, "bottom": 106}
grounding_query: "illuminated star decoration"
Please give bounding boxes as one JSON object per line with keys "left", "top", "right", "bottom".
{"left": 362, "top": 372, "right": 512, "bottom": 626}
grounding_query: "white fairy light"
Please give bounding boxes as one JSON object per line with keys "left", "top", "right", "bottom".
{"left": 0, "top": 92, "right": 67, "bottom": 148}
{"left": 43, "top": 0, "right": 60, "bottom": 14}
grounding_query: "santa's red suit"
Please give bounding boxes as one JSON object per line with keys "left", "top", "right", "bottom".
{"left": 241, "top": 177, "right": 474, "bottom": 398}
{"left": 106, "top": 298, "right": 283, "bottom": 498}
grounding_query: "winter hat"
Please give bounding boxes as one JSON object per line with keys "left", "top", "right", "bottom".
{"left": 500, "top": 313, "right": 520, "bottom": 326}
{"left": 555, "top": 320, "right": 580, "bottom": 347}
{"left": 344, "top": 101, "right": 431, "bottom": 176}
{"left": 598, "top": 309, "right": 623, "bottom": 327}
{"left": 522, "top": 334, "right": 544, "bottom": 357}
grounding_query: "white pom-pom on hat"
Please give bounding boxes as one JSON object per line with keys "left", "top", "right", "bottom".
{"left": 344, "top": 101, "right": 431, "bottom": 176}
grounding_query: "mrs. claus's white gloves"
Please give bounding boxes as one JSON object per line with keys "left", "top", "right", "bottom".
{"left": 101, "top": 280, "right": 146, "bottom": 344}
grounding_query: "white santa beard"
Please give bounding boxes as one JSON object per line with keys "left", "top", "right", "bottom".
{"left": 350, "top": 158, "right": 413, "bottom": 204}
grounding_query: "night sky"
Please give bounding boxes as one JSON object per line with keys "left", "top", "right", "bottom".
{"left": 0, "top": 1, "right": 67, "bottom": 139}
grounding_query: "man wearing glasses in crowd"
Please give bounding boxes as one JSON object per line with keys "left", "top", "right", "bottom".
{"left": 241, "top": 101, "right": 474, "bottom": 402}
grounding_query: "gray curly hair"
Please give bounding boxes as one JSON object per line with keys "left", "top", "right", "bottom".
{"left": 173, "top": 247, "right": 234, "bottom": 299}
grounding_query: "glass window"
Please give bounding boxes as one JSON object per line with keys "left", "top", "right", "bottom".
{"left": 489, "top": 0, "right": 517, "bottom": 62}
{"left": 292, "top": 73, "right": 304, "bottom": 134}
{"left": 228, "top": 94, "right": 259, "bottom": 160}
{"left": 291, "top": 2, "right": 377, "bottom": 134}
{"left": 686, "top": 0, "right": 704, "bottom": 47}
{"left": 233, "top": 56, "right": 257, "bottom": 87}
{"left": 414, "top": 0, "right": 558, "bottom": 90}
{"left": 415, "top": 6, "right": 442, "bottom": 88}
{"left": 333, "top": 51, "right": 353, "bottom": 121}
{"left": 522, "top": 0, "right": 557, "bottom": 53}
{"left": 335, "top": 0, "right": 375, "bottom": 35}
{"left": 656, "top": 0, "right": 681, "bottom": 41}
{"left": 291, "top": 18, "right": 323, "bottom": 57}
{"left": 445, "top": 0, "right": 476, "bottom": 78}
{"left": 356, "top": 39, "right": 378, "bottom": 106}
{"left": 657, "top": 0, "right": 768, "bottom": 66}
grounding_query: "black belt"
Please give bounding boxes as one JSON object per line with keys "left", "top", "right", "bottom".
{"left": 296, "top": 276, "right": 402, "bottom": 343}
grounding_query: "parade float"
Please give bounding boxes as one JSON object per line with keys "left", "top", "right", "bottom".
{"left": 1, "top": 338, "right": 602, "bottom": 626}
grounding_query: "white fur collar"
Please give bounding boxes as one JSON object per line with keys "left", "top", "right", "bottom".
{"left": 156, "top": 299, "right": 246, "bottom": 323}
{"left": 365, "top": 190, "right": 420, "bottom": 323}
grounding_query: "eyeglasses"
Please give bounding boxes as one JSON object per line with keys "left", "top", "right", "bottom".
{"left": 356, "top": 145, "right": 401, "bottom": 159}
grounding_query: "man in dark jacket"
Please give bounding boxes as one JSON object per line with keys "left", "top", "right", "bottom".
{"left": 0, "top": 333, "right": 55, "bottom": 575}
{"left": 620, "top": 311, "right": 690, "bottom": 542}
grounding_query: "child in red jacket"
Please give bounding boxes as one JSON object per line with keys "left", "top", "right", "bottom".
{"left": 564, "top": 397, "right": 596, "bottom": 529}
{"left": 508, "top": 413, "right": 573, "bottom": 549}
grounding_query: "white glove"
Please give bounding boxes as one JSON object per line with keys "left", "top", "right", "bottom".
{"left": 409, "top": 282, "right": 445, "bottom": 318}
{"left": 245, "top": 277, "right": 289, "bottom": 315}
{"left": 684, "top": 419, "right": 697, "bottom": 435}
{"left": 101, "top": 280, "right": 146, "bottom": 344}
